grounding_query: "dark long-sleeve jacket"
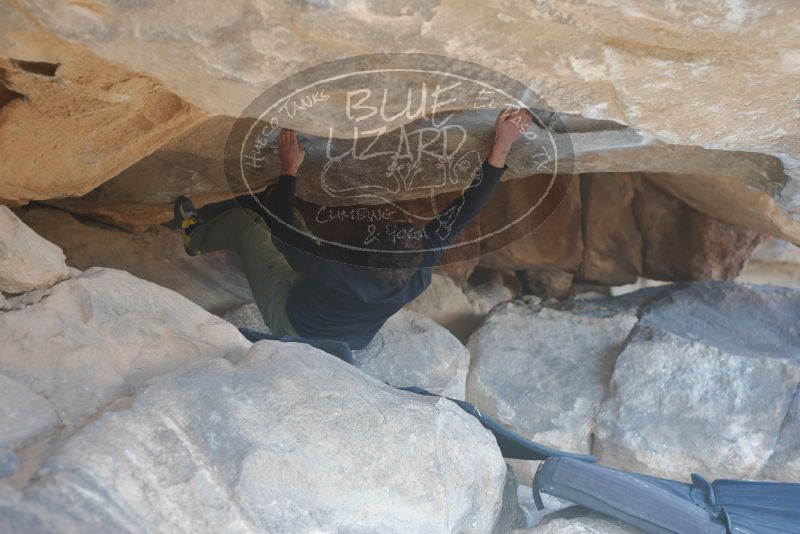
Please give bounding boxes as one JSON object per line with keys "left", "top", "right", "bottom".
{"left": 269, "top": 161, "right": 507, "bottom": 349}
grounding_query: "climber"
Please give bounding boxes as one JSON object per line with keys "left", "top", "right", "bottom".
{"left": 174, "top": 108, "right": 532, "bottom": 350}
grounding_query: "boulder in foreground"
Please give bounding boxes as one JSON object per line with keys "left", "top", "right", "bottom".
{"left": 0, "top": 267, "right": 250, "bottom": 432}
{"left": 8, "top": 342, "right": 509, "bottom": 533}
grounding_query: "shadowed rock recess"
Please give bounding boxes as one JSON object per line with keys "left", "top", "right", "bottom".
{"left": 2, "top": 1, "right": 800, "bottom": 533}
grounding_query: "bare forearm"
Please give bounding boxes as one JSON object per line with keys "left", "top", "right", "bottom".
{"left": 487, "top": 142, "right": 512, "bottom": 168}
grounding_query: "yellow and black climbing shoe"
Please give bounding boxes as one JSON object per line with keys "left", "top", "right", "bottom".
{"left": 173, "top": 195, "right": 202, "bottom": 256}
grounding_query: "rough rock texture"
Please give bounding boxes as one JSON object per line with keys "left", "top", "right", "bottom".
{"left": 17, "top": 206, "right": 253, "bottom": 314}
{"left": 523, "top": 269, "right": 575, "bottom": 300}
{"left": 467, "top": 297, "right": 638, "bottom": 454}
{"left": 0, "top": 32, "right": 204, "bottom": 204}
{"left": 6, "top": 0, "right": 795, "bottom": 169}
{"left": 596, "top": 282, "right": 800, "bottom": 480}
{"left": 520, "top": 511, "right": 643, "bottom": 533}
{"left": 595, "top": 326, "right": 800, "bottom": 480}
{"left": 467, "top": 282, "right": 800, "bottom": 481}
{"left": 0, "top": 374, "right": 59, "bottom": 452}
{"left": 405, "top": 272, "right": 481, "bottom": 339}
{"left": 761, "top": 393, "right": 800, "bottom": 481}
{"left": 3, "top": 0, "right": 798, "bottom": 246}
{"left": 634, "top": 178, "right": 762, "bottom": 280}
{"left": 465, "top": 271, "right": 517, "bottom": 316}
{"left": 480, "top": 177, "right": 584, "bottom": 272}
{"left": 0, "top": 206, "right": 68, "bottom": 294}
{"left": 0, "top": 267, "right": 251, "bottom": 430}
{"left": 738, "top": 237, "right": 800, "bottom": 290}
{"left": 580, "top": 174, "right": 642, "bottom": 285}
{"left": 4, "top": 343, "right": 509, "bottom": 533}
{"left": 354, "top": 309, "right": 470, "bottom": 400}
{"left": 221, "top": 302, "right": 269, "bottom": 333}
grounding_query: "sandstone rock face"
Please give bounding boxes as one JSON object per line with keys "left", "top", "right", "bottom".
{"left": 6, "top": 343, "right": 509, "bottom": 533}
{"left": 465, "top": 271, "right": 517, "bottom": 316}
{"left": 0, "top": 267, "right": 251, "bottom": 430}
{"left": 467, "top": 282, "right": 800, "bottom": 481}
{"left": 761, "top": 393, "right": 800, "bottom": 481}
{"left": 405, "top": 273, "right": 481, "bottom": 339}
{"left": 7, "top": 1, "right": 796, "bottom": 166}
{"left": 0, "top": 206, "right": 68, "bottom": 294}
{"left": 467, "top": 298, "right": 638, "bottom": 454}
{"left": 634, "top": 178, "right": 762, "bottom": 281}
{"left": 354, "top": 309, "right": 470, "bottom": 400}
{"left": 480, "top": 177, "right": 584, "bottom": 272}
{"left": 580, "top": 174, "right": 642, "bottom": 285}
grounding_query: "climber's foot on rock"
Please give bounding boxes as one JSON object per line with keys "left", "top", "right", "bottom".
{"left": 173, "top": 195, "right": 202, "bottom": 256}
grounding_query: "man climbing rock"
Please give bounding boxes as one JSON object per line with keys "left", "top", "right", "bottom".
{"left": 174, "top": 108, "right": 532, "bottom": 350}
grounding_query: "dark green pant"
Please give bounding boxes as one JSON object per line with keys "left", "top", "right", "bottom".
{"left": 188, "top": 208, "right": 302, "bottom": 336}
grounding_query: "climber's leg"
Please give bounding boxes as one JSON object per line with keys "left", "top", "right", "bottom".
{"left": 187, "top": 207, "right": 302, "bottom": 336}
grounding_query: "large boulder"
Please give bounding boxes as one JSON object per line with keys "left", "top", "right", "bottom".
{"left": 466, "top": 297, "right": 638, "bottom": 454}
{"left": 3, "top": 0, "right": 798, "bottom": 248}
{"left": 0, "top": 374, "right": 58, "bottom": 455}
{"left": 222, "top": 302, "right": 471, "bottom": 400}
{"left": 595, "top": 325, "right": 800, "bottom": 480}
{"left": 0, "top": 206, "right": 68, "bottom": 294}
{"left": 5, "top": 342, "right": 510, "bottom": 533}
{"left": 0, "top": 267, "right": 251, "bottom": 432}
{"left": 354, "top": 309, "right": 470, "bottom": 400}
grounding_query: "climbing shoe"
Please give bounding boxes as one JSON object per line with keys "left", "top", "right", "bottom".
{"left": 173, "top": 195, "right": 202, "bottom": 256}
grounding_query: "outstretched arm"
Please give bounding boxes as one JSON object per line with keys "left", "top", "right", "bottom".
{"left": 262, "top": 129, "right": 322, "bottom": 263}
{"left": 423, "top": 108, "right": 533, "bottom": 263}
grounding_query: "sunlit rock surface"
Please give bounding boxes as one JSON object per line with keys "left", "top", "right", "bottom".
{"left": 467, "top": 297, "right": 638, "bottom": 454}
{"left": 1, "top": 0, "right": 799, "bottom": 245}
{"left": 3, "top": 343, "right": 509, "bottom": 533}
{"left": 0, "top": 267, "right": 250, "bottom": 430}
